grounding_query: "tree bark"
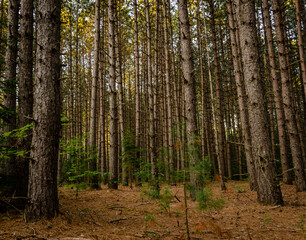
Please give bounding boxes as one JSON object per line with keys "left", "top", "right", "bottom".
{"left": 208, "top": 0, "right": 226, "bottom": 190}
{"left": 262, "top": 0, "right": 292, "bottom": 184}
{"left": 178, "top": 0, "right": 201, "bottom": 200}
{"left": 226, "top": 0, "right": 257, "bottom": 190}
{"left": 16, "top": 0, "right": 34, "bottom": 197}
{"left": 25, "top": 0, "right": 61, "bottom": 221}
{"left": 108, "top": 0, "right": 118, "bottom": 189}
{"left": 89, "top": 0, "right": 100, "bottom": 188}
{"left": 271, "top": 0, "right": 306, "bottom": 191}
{"left": 236, "top": 0, "right": 283, "bottom": 205}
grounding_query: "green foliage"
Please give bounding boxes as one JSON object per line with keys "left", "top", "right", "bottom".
{"left": 196, "top": 188, "right": 226, "bottom": 210}
{"left": 60, "top": 136, "right": 100, "bottom": 195}
{"left": 120, "top": 131, "right": 146, "bottom": 184}
{"left": 158, "top": 187, "right": 172, "bottom": 214}
{"left": 0, "top": 123, "right": 33, "bottom": 164}
{"left": 141, "top": 188, "right": 160, "bottom": 199}
{"left": 145, "top": 213, "right": 155, "bottom": 223}
{"left": 260, "top": 214, "right": 272, "bottom": 228}
{"left": 296, "top": 215, "right": 306, "bottom": 237}
{"left": 232, "top": 184, "right": 246, "bottom": 193}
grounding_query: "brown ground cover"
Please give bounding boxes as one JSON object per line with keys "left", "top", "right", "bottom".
{"left": 0, "top": 181, "right": 305, "bottom": 240}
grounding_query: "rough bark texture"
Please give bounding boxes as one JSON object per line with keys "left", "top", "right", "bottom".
{"left": 17, "top": 0, "right": 34, "bottom": 197}
{"left": 262, "top": 0, "right": 292, "bottom": 184}
{"left": 108, "top": 0, "right": 118, "bottom": 189}
{"left": 25, "top": 0, "right": 61, "bottom": 221}
{"left": 271, "top": 0, "right": 306, "bottom": 191}
{"left": 178, "top": 0, "right": 200, "bottom": 200}
{"left": 237, "top": 0, "right": 283, "bottom": 205}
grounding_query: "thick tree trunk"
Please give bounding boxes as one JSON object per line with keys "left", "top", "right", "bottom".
{"left": 108, "top": 0, "right": 118, "bottom": 189}
{"left": 237, "top": 0, "right": 283, "bottom": 205}
{"left": 271, "top": 0, "right": 306, "bottom": 191}
{"left": 25, "top": 0, "right": 61, "bottom": 221}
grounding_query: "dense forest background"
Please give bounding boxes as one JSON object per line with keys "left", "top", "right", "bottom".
{"left": 0, "top": 0, "right": 305, "bottom": 222}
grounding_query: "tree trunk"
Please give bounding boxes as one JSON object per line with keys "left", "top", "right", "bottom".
{"left": 236, "top": 0, "right": 283, "bottom": 205}
{"left": 25, "top": 0, "right": 61, "bottom": 221}
{"left": 271, "top": 0, "right": 306, "bottom": 191}
{"left": 226, "top": 0, "right": 257, "bottom": 190}
{"left": 162, "top": 0, "right": 174, "bottom": 181}
{"left": 89, "top": 0, "right": 100, "bottom": 188}
{"left": 108, "top": 0, "right": 118, "bottom": 189}
{"left": 208, "top": 0, "right": 226, "bottom": 190}
{"left": 16, "top": 0, "right": 34, "bottom": 198}
{"left": 262, "top": 0, "right": 292, "bottom": 184}
{"left": 178, "top": 0, "right": 201, "bottom": 200}
{"left": 294, "top": 0, "right": 306, "bottom": 99}
{"left": 2, "top": 0, "right": 19, "bottom": 184}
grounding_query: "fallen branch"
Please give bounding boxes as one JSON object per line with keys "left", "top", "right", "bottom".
{"left": 108, "top": 217, "right": 128, "bottom": 223}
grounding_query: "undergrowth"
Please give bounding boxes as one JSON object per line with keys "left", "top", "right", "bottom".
{"left": 196, "top": 188, "right": 226, "bottom": 210}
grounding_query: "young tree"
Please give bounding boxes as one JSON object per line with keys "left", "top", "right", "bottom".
{"left": 25, "top": 0, "right": 62, "bottom": 221}
{"left": 236, "top": 0, "right": 283, "bottom": 205}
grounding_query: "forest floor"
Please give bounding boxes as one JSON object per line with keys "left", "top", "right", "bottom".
{"left": 0, "top": 180, "right": 305, "bottom": 240}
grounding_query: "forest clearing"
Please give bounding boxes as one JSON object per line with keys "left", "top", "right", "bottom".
{"left": 0, "top": 181, "right": 305, "bottom": 240}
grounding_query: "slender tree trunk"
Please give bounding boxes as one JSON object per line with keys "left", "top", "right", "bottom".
{"left": 25, "top": 0, "right": 61, "bottom": 221}
{"left": 134, "top": 0, "right": 141, "bottom": 169}
{"left": 236, "top": 0, "right": 283, "bottom": 205}
{"left": 108, "top": 0, "right": 118, "bottom": 189}
{"left": 294, "top": 0, "right": 306, "bottom": 98}
{"left": 226, "top": 0, "right": 257, "bottom": 190}
{"left": 151, "top": 0, "right": 160, "bottom": 191}
{"left": 178, "top": 0, "right": 201, "bottom": 200}
{"left": 2, "top": 0, "right": 19, "bottom": 182}
{"left": 208, "top": 0, "right": 226, "bottom": 190}
{"left": 89, "top": 0, "right": 100, "bottom": 188}
{"left": 196, "top": 0, "right": 206, "bottom": 163}
{"left": 16, "top": 0, "right": 34, "bottom": 198}
{"left": 262, "top": 0, "right": 292, "bottom": 184}
{"left": 271, "top": 0, "right": 306, "bottom": 191}
{"left": 162, "top": 0, "right": 174, "bottom": 181}
{"left": 116, "top": 5, "right": 126, "bottom": 186}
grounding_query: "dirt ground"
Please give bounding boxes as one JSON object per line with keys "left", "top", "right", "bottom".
{"left": 0, "top": 181, "right": 305, "bottom": 240}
